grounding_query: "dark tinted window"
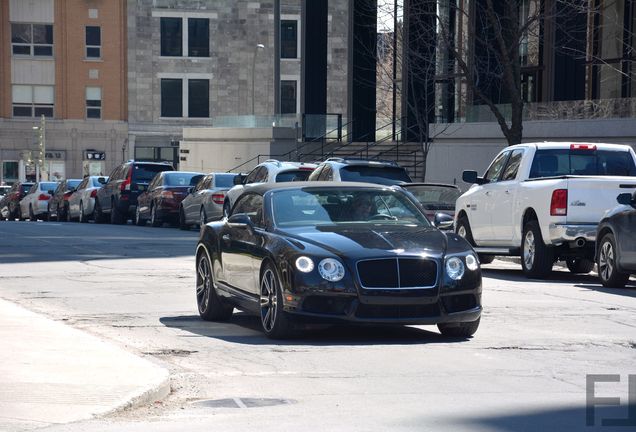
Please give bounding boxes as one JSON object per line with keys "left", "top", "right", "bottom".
{"left": 133, "top": 164, "right": 173, "bottom": 183}
{"left": 529, "top": 149, "right": 636, "bottom": 178}
{"left": 404, "top": 185, "right": 461, "bottom": 211}
{"left": 340, "top": 166, "right": 412, "bottom": 185}
{"left": 161, "top": 79, "right": 182, "bottom": 117}
{"left": 160, "top": 18, "right": 182, "bottom": 56}
{"left": 502, "top": 150, "right": 524, "bottom": 181}
{"left": 275, "top": 169, "right": 313, "bottom": 182}
{"left": 281, "top": 80, "right": 297, "bottom": 114}
{"left": 188, "top": 18, "right": 209, "bottom": 57}
{"left": 232, "top": 194, "right": 264, "bottom": 227}
{"left": 188, "top": 79, "right": 209, "bottom": 117}
{"left": 164, "top": 172, "right": 202, "bottom": 186}
{"left": 214, "top": 174, "right": 237, "bottom": 188}
{"left": 281, "top": 20, "right": 297, "bottom": 59}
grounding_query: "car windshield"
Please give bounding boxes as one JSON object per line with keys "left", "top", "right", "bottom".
{"left": 215, "top": 174, "right": 238, "bottom": 188}
{"left": 275, "top": 169, "right": 313, "bottom": 182}
{"left": 340, "top": 165, "right": 412, "bottom": 185}
{"left": 529, "top": 149, "right": 636, "bottom": 178}
{"left": 133, "top": 164, "right": 173, "bottom": 183}
{"left": 403, "top": 185, "right": 461, "bottom": 210}
{"left": 271, "top": 188, "right": 429, "bottom": 227}
{"left": 163, "top": 172, "right": 202, "bottom": 186}
{"left": 40, "top": 182, "right": 58, "bottom": 191}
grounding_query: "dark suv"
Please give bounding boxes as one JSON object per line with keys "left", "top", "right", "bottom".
{"left": 95, "top": 161, "right": 174, "bottom": 224}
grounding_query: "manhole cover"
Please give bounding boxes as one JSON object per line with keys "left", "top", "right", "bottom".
{"left": 192, "top": 398, "right": 295, "bottom": 408}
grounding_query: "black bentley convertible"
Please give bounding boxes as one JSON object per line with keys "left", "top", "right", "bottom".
{"left": 195, "top": 182, "right": 482, "bottom": 339}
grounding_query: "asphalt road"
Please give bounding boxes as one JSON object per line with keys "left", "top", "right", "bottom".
{"left": 1, "top": 220, "right": 635, "bottom": 431}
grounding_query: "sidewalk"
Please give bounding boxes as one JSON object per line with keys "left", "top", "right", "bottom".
{"left": 0, "top": 299, "right": 170, "bottom": 432}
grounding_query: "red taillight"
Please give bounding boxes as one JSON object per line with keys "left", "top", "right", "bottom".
{"left": 550, "top": 189, "right": 568, "bottom": 216}
{"left": 38, "top": 194, "right": 50, "bottom": 201}
{"left": 120, "top": 169, "right": 133, "bottom": 192}
{"left": 211, "top": 193, "right": 225, "bottom": 205}
{"left": 570, "top": 144, "right": 597, "bottom": 151}
{"left": 90, "top": 190, "right": 97, "bottom": 198}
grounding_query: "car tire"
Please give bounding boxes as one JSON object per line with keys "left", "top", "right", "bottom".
{"left": 79, "top": 202, "right": 88, "bottom": 223}
{"left": 566, "top": 258, "right": 595, "bottom": 274}
{"left": 94, "top": 200, "right": 106, "bottom": 224}
{"left": 134, "top": 205, "right": 146, "bottom": 226}
{"left": 455, "top": 216, "right": 495, "bottom": 264}
{"left": 521, "top": 220, "right": 554, "bottom": 278}
{"left": 150, "top": 204, "right": 162, "bottom": 227}
{"left": 196, "top": 249, "right": 233, "bottom": 321}
{"left": 200, "top": 207, "right": 207, "bottom": 227}
{"left": 179, "top": 207, "right": 189, "bottom": 230}
{"left": 598, "top": 233, "right": 630, "bottom": 288}
{"left": 110, "top": 199, "right": 124, "bottom": 225}
{"left": 223, "top": 200, "right": 230, "bottom": 219}
{"left": 260, "top": 263, "right": 294, "bottom": 339}
{"left": 438, "top": 317, "right": 480, "bottom": 338}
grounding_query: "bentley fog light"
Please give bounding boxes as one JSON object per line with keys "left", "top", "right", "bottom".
{"left": 295, "top": 256, "right": 314, "bottom": 273}
{"left": 446, "top": 257, "right": 465, "bottom": 280}
{"left": 465, "top": 254, "right": 479, "bottom": 271}
{"left": 318, "top": 258, "right": 345, "bottom": 282}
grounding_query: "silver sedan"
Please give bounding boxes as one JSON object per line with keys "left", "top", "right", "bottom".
{"left": 179, "top": 173, "right": 237, "bottom": 229}
{"left": 67, "top": 176, "right": 108, "bottom": 222}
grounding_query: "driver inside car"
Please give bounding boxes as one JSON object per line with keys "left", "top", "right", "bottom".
{"left": 349, "top": 193, "right": 378, "bottom": 221}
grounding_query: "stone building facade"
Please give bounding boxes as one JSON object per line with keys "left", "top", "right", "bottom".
{"left": 0, "top": 0, "right": 128, "bottom": 184}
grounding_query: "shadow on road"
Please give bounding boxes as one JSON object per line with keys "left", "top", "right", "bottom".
{"left": 160, "top": 313, "right": 470, "bottom": 346}
{"left": 482, "top": 267, "right": 636, "bottom": 296}
{"left": 437, "top": 404, "right": 636, "bottom": 432}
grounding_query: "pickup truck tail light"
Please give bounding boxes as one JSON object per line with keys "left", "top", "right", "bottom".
{"left": 550, "top": 189, "right": 568, "bottom": 216}
{"left": 211, "top": 193, "right": 225, "bottom": 205}
{"left": 570, "top": 144, "right": 597, "bottom": 151}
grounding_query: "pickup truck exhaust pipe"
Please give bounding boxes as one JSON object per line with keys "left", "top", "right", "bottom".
{"left": 573, "top": 238, "right": 586, "bottom": 248}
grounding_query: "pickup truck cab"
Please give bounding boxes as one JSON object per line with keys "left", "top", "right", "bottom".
{"left": 456, "top": 142, "right": 636, "bottom": 278}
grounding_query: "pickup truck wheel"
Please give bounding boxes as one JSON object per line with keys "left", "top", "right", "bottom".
{"left": 566, "top": 258, "right": 595, "bottom": 274}
{"left": 456, "top": 216, "right": 494, "bottom": 264}
{"left": 521, "top": 220, "right": 553, "bottom": 278}
{"left": 438, "top": 318, "right": 480, "bottom": 338}
{"left": 598, "top": 234, "right": 630, "bottom": 288}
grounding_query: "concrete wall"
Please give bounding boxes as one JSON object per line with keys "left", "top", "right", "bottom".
{"left": 425, "top": 118, "right": 636, "bottom": 189}
{"left": 180, "top": 127, "right": 298, "bottom": 173}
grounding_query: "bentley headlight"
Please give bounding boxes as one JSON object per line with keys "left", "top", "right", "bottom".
{"left": 318, "top": 258, "right": 345, "bottom": 282}
{"left": 295, "top": 256, "right": 314, "bottom": 273}
{"left": 465, "top": 254, "right": 479, "bottom": 271}
{"left": 446, "top": 257, "right": 465, "bottom": 280}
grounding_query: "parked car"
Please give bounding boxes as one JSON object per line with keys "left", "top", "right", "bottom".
{"left": 135, "top": 171, "right": 204, "bottom": 227}
{"left": 95, "top": 161, "right": 174, "bottom": 224}
{"left": 308, "top": 157, "right": 413, "bottom": 185}
{"left": 19, "top": 181, "right": 59, "bottom": 221}
{"left": 47, "top": 179, "right": 82, "bottom": 221}
{"left": 0, "top": 182, "right": 33, "bottom": 220}
{"left": 0, "top": 185, "right": 10, "bottom": 200}
{"left": 179, "top": 172, "right": 238, "bottom": 229}
{"left": 401, "top": 183, "right": 462, "bottom": 220}
{"left": 456, "top": 142, "right": 636, "bottom": 277}
{"left": 67, "top": 176, "right": 108, "bottom": 222}
{"left": 195, "top": 182, "right": 482, "bottom": 339}
{"left": 223, "top": 160, "right": 317, "bottom": 217}
{"left": 596, "top": 192, "right": 636, "bottom": 287}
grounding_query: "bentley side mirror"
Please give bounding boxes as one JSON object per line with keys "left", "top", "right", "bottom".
{"left": 228, "top": 213, "right": 253, "bottom": 230}
{"left": 617, "top": 193, "right": 633, "bottom": 206}
{"left": 434, "top": 212, "right": 454, "bottom": 230}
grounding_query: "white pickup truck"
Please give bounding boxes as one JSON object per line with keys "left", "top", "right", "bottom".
{"left": 455, "top": 142, "right": 636, "bottom": 278}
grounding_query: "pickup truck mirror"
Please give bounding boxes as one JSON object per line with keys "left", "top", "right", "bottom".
{"left": 462, "top": 170, "right": 486, "bottom": 185}
{"left": 616, "top": 193, "right": 633, "bottom": 206}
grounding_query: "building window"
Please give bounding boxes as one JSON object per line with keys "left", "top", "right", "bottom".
{"left": 11, "top": 23, "right": 53, "bottom": 56}
{"left": 188, "top": 79, "right": 209, "bottom": 117}
{"left": 281, "top": 20, "right": 298, "bottom": 59}
{"left": 86, "top": 87, "right": 102, "bottom": 119}
{"left": 2, "top": 161, "right": 19, "bottom": 185}
{"left": 161, "top": 17, "right": 182, "bottom": 56}
{"left": 161, "top": 79, "right": 183, "bottom": 117}
{"left": 85, "top": 26, "right": 101, "bottom": 58}
{"left": 12, "top": 85, "right": 54, "bottom": 118}
{"left": 281, "top": 80, "right": 297, "bottom": 114}
{"left": 188, "top": 18, "right": 209, "bottom": 57}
